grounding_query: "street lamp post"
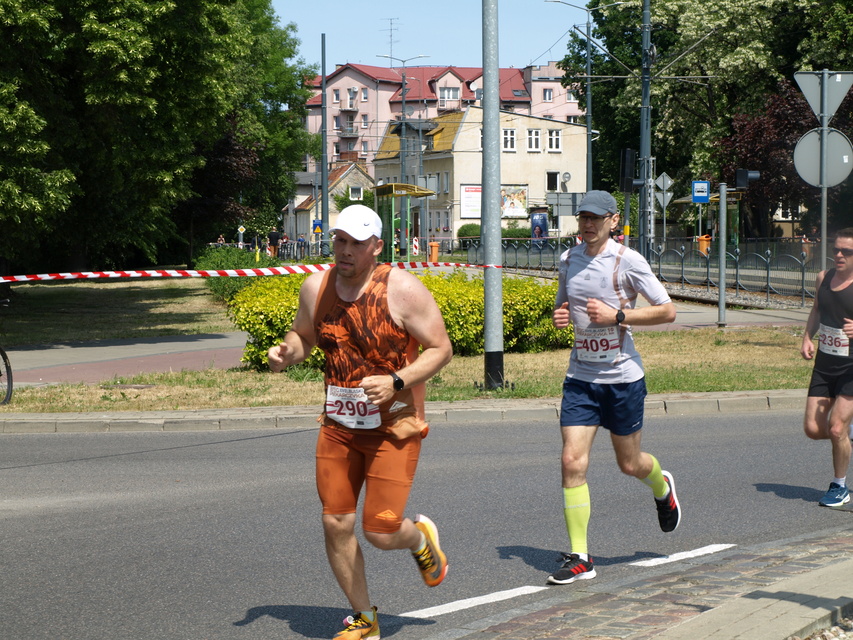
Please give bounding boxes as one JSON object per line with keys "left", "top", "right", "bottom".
{"left": 547, "top": 1, "right": 624, "bottom": 192}
{"left": 377, "top": 53, "right": 429, "bottom": 185}
{"left": 377, "top": 53, "right": 429, "bottom": 261}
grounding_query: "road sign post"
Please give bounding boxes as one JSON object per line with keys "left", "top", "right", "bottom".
{"left": 794, "top": 70, "right": 853, "bottom": 266}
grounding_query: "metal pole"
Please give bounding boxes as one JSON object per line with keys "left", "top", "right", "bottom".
{"left": 320, "top": 34, "right": 329, "bottom": 256}
{"left": 482, "top": 0, "right": 504, "bottom": 389}
{"left": 717, "top": 183, "right": 727, "bottom": 328}
{"left": 820, "top": 68, "right": 828, "bottom": 268}
{"left": 585, "top": 11, "right": 593, "bottom": 191}
{"left": 638, "top": 0, "right": 653, "bottom": 259}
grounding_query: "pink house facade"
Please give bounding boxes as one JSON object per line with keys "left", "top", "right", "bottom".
{"left": 304, "top": 61, "right": 581, "bottom": 177}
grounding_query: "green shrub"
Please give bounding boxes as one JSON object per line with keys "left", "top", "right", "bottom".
{"left": 457, "top": 223, "right": 481, "bottom": 240}
{"left": 227, "top": 268, "right": 575, "bottom": 370}
{"left": 195, "top": 245, "right": 283, "bottom": 302}
{"left": 227, "top": 274, "right": 327, "bottom": 371}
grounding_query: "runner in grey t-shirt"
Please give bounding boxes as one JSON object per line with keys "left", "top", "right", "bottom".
{"left": 547, "top": 190, "right": 682, "bottom": 586}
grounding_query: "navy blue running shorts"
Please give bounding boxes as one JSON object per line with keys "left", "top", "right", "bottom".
{"left": 560, "top": 377, "right": 646, "bottom": 435}
{"left": 807, "top": 367, "right": 853, "bottom": 398}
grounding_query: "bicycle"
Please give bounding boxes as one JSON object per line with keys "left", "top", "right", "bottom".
{"left": 0, "top": 299, "right": 12, "bottom": 404}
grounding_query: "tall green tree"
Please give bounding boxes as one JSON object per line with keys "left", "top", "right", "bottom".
{"left": 0, "top": 0, "right": 315, "bottom": 272}
{"left": 557, "top": 0, "right": 853, "bottom": 234}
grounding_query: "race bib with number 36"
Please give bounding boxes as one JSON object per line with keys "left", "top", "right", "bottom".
{"left": 325, "top": 385, "right": 382, "bottom": 429}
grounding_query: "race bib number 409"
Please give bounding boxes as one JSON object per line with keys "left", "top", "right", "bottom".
{"left": 325, "top": 385, "right": 381, "bottom": 429}
{"left": 818, "top": 324, "right": 850, "bottom": 357}
{"left": 574, "top": 325, "right": 621, "bottom": 363}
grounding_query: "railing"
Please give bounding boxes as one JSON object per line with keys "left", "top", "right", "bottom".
{"left": 461, "top": 237, "right": 831, "bottom": 306}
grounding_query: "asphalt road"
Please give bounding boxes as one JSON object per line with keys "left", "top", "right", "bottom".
{"left": 1, "top": 409, "right": 847, "bottom": 640}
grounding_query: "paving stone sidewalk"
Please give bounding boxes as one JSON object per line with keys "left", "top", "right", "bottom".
{"left": 433, "top": 528, "right": 853, "bottom": 640}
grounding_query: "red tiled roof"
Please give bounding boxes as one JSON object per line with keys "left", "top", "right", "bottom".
{"left": 306, "top": 63, "right": 531, "bottom": 106}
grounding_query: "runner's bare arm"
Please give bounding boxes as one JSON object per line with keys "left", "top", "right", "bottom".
{"left": 801, "top": 270, "right": 825, "bottom": 360}
{"left": 268, "top": 273, "right": 322, "bottom": 373}
{"left": 360, "top": 269, "right": 452, "bottom": 404}
{"left": 586, "top": 298, "right": 675, "bottom": 326}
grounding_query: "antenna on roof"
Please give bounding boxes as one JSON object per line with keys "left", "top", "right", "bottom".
{"left": 380, "top": 18, "right": 399, "bottom": 65}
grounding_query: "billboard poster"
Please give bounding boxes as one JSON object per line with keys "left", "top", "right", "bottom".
{"left": 501, "top": 185, "right": 528, "bottom": 218}
{"left": 460, "top": 184, "right": 529, "bottom": 219}
{"left": 531, "top": 211, "right": 548, "bottom": 244}
{"left": 460, "top": 185, "right": 482, "bottom": 219}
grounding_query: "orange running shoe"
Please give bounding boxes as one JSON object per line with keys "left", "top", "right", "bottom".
{"left": 412, "top": 514, "right": 448, "bottom": 587}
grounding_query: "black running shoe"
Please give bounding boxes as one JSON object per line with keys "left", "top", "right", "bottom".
{"left": 546, "top": 553, "right": 596, "bottom": 585}
{"left": 655, "top": 470, "right": 681, "bottom": 532}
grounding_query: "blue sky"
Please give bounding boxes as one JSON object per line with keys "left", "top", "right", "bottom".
{"left": 271, "top": 0, "right": 593, "bottom": 71}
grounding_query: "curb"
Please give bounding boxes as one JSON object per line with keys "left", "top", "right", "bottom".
{"left": 0, "top": 389, "right": 806, "bottom": 434}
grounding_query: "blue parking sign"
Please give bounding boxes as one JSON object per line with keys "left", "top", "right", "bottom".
{"left": 692, "top": 181, "right": 710, "bottom": 204}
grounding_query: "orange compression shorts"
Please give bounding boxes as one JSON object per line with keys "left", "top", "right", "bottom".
{"left": 315, "top": 424, "right": 422, "bottom": 534}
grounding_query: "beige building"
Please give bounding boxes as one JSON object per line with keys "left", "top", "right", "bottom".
{"left": 305, "top": 61, "right": 582, "bottom": 176}
{"left": 290, "top": 162, "right": 374, "bottom": 240}
{"left": 373, "top": 106, "right": 586, "bottom": 241}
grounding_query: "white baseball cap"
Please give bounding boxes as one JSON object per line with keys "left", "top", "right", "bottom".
{"left": 331, "top": 204, "right": 383, "bottom": 241}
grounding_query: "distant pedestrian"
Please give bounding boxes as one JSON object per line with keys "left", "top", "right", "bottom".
{"left": 268, "top": 227, "right": 280, "bottom": 258}
{"left": 800, "top": 228, "right": 853, "bottom": 507}
{"left": 548, "top": 190, "right": 681, "bottom": 586}
{"left": 296, "top": 233, "right": 307, "bottom": 259}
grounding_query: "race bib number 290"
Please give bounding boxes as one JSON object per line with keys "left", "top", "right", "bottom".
{"left": 325, "top": 385, "right": 382, "bottom": 429}
{"left": 574, "top": 325, "right": 621, "bottom": 363}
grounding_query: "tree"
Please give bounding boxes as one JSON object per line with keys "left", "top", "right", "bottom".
{"left": 0, "top": 0, "right": 316, "bottom": 273}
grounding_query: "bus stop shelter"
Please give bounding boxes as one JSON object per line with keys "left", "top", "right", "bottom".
{"left": 375, "top": 183, "right": 435, "bottom": 262}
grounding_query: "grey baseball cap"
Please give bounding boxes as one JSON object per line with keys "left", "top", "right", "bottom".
{"left": 576, "top": 190, "right": 618, "bottom": 216}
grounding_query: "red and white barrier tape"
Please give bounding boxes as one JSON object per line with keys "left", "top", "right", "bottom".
{"left": 0, "top": 262, "right": 499, "bottom": 283}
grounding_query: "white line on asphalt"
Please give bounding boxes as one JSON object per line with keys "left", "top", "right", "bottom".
{"left": 629, "top": 543, "right": 737, "bottom": 567}
{"left": 402, "top": 544, "right": 736, "bottom": 619}
{"left": 400, "top": 585, "right": 549, "bottom": 619}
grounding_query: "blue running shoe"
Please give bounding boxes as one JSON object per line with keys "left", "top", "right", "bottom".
{"left": 818, "top": 482, "right": 850, "bottom": 507}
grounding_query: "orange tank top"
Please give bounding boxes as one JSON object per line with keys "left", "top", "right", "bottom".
{"left": 314, "top": 265, "right": 425, "bottom": 431}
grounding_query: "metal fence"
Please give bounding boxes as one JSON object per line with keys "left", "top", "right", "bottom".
{"left": 461, "top": 237, "right": 831, "bottom": 306}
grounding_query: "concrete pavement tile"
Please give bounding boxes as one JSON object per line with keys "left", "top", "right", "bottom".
{"left": 662, "top": 398, "right": 720, "bottom": 415}
{"left": 56, "top": 419, "right": 110, "bottom": 432}
{"left": 109, "top": 419, "right": 164, "bottom": 432}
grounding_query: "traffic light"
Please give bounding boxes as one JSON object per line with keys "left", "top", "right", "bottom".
{"left": 736, "top": 169, "right": 760, "bottom": 190}
{"left": 619, "top": 149, "right": 637, "bottom": 192}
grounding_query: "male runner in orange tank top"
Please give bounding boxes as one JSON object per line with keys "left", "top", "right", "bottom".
{"left": 268, "top": 204, "right": 453, "bottom": 639}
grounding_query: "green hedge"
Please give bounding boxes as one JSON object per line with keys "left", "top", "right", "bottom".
{"left": 228, "top": 268, "right": 574, "bottom": 370}
{"left": 195, "top": 245, "right": 284, "bottom": 302}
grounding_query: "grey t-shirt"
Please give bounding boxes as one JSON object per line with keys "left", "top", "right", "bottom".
{"left": 557, "top": 239, "right": 671, "bottom": 384}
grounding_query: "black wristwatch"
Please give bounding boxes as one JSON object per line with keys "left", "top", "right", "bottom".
{"left": 390, "top": 372, "right": 405, "bottom": 391}
{"left": 615, "top": 309, "right": 625, "bottom": 324}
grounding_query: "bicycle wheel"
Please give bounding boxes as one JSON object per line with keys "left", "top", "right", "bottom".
{"left": 0, "top": 346, "right": 12, "bottom": 404}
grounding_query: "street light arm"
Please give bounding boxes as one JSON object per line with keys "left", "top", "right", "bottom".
{"left": 570, "top": 26, "right": 638, "bottom": 77}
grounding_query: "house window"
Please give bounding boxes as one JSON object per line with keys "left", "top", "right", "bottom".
{"left": 332, "top": 89, "right": 340, "bottom": 103}
{"left": 548, "top": 129, "right": 562, "bottom": 151}
{"left": 350, "top": 186, "right": 363, "bottom": 200}
{"left": 566, "top": 91, "right": 577, "bottom": 102}
{"left": 527, "top": 129, "right": 541, "bottom": 151}
{"left": 361, "top": 114, "right": 369, "bottom": 128}
{"left": 361, "top": 87, "right": 368, "bottom": 102}
{"left": 502, "top": 129, "right": 516, "bottom": 151}
{"left": 543, "top": 88, "right": 553, "bottom": 102}
{"left": 439, "top": 86, "right": 460, "bottom": 101}
{"left": 546, "top": 172, "right": 559, "bottom": 192}
{"left": 443, "top": 171, "right": 450, "bottom": 193}
{"left": 333, "top": 115, "right": 341, "bottom": 130}
{"left": 361, "top": 141, "right": 368, "bottom": 155}
{"left": 333, "top": 142, "right": 340, "bottom": 155}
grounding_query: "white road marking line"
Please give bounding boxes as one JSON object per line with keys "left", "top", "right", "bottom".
{"left": 401, "top": 585, "right": 549, "bottom": 619}
{"left": 629, "top": 543, "right": 737, "bottom": 567}
{"left": 402, "top": 544, "right": 735, "bottom": 619}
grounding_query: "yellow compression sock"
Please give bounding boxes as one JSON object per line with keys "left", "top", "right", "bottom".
{"left": 563, "top": 484, "right": 591, "bottom": 556}
{"left": 641, "top": 454, "right": 669, "bottom": 499}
